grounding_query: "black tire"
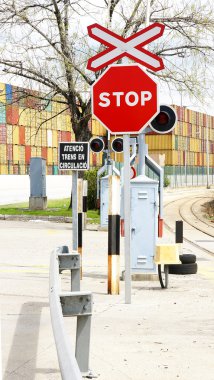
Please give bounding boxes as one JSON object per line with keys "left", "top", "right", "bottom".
{"left": 179, "top": 254, "right": 196, "bottom": 264}
{"left": 158, "top": 264, "right": 169, "bottom": 289}
{"left": 168, "top": 263, "right": 197, "bottom": 275}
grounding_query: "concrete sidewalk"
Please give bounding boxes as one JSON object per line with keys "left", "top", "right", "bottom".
{"left": 0, "top": 213, "right": 214, "bottom": 380}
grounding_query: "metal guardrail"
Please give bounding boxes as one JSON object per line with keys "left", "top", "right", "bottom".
{"left": 49, "top": 246, "right": 92, "bottom": 379}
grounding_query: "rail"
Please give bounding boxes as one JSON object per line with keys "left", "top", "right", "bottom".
{"left": 49, "top": 246, "right": 92, "bottom": 379}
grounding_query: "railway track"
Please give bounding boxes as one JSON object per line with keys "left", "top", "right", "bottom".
{"left": 163, "top": 193, "right": 214, "bottom": 255}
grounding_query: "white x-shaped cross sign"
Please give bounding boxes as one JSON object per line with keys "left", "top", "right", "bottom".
{"left": 87, "top": 23, "right": 165, "bottom": 72}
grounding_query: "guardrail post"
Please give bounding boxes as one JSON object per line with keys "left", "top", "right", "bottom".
{"left": 76, "top": 315, "right": 92, "bottom": 373}
{"left": 58, "top": 250, "right": 81, "bottom": 292}
{"left": 60, "top": 292, "right": 92, "bottom": 375}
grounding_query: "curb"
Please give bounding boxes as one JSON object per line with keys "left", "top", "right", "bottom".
{"left": 0, "top": 214, "right": 100, "bottom": 230}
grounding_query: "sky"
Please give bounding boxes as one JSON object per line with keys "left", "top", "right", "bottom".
{"left": 0, "top": 0, "right": 213, "bottom": 116}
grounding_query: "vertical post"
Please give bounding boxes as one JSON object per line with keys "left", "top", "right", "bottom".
{"left": 72, "top": 171, "right": 78, "bottom": 251}
{"left": 82, "top": 180, "right": 88, "bottom": 230}
{"left": 108, "top": 175, "right": 120, "bottom": 294}
{"left": 206, "top": 115, "right": 210, "bottom": 189}
{"left": 76, "top": 315, "right": 91, "bottom": 373}
{"left": 78, "top": 178, "right": 83, "bottom": 278}
{"left": 123, "top": 134, "right": 131, "bottom": 304}
{"left": 138, "top": 133, "right": 146, "bottom": 175}
{"left": 175, "top": 220, "right": 183, "bottom": 256}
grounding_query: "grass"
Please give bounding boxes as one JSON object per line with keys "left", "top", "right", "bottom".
{"left": 0, "top": 198, "right": 100, "bottom": 223}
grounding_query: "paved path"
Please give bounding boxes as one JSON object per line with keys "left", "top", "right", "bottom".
{"left": 0, "top": 187, "right": 214, "bottom": 380}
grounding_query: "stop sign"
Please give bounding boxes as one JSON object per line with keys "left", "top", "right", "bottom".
{"left": 92, "top": 64, "right": 159, "bottom": 134}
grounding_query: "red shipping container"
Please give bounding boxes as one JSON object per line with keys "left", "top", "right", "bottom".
{"left": 66, "top": 131, "right": 71, "bottom": 141}
{"left": 0, "top": 124, "right": 6, "bottom": 143}
{"left": 41, "top": 147, "right": 47, "bottom": 160}
{"left": 61, "top": 131, "right": 69, "bottom": 141}
{"left": 7, "top": 144, "right": 13, "bottom": 160}
{"left": 19, "top": 126, "right": 25, "bottom": 145}
{"left": 25, "top": 146, "right": 31, "bottom": 163}
{"left": 6, "top": 105, "right": 19, "bottom": 125}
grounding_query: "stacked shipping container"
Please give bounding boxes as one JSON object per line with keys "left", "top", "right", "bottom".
{"left": 0, "top": 81, "right": 213, "bottom": 176}
{"left": 0, "top": 83, "right": 74, "bottom": 174}
{"left": 145, "top": 105, "right": 214, "bottom": 175}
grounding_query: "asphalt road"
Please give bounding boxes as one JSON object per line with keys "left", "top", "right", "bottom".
{"left": 0, "top": 188, "right": 214, "bottom": 380}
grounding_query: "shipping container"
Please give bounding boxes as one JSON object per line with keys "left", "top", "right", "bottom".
{"left": 25, "top": 146, "right": 31, "bottom": 163}
{"left": 41, "top": 147, "right": 47, "bottom": 160}
{"left": 47, "top": 147, "right": 53, "bottom": 164}
{"left": 6, "top": 84, "right": 12, "bottom": 103}
{"left": 0, "top": 83, "right": 6, "bottom": 104}
{"left": 53, "top": 148, "right": 58, "bottom": 163}
{"left": 13, "top": 126, "right": 19, "bottom": 145}
{"left": 0, "top": 165, "right": 8, "bottom": 174}
{"left": 0, "top": 102, "right": 6, "bottom": 124}
{"left": 6, "top": 105, "right": 19, "bottom": 125}
{"left": 19, "top": 146, "right": 25, "bottom": 163}
{"left": 7, "top": 125, "right": 13, "bottom": 144}
{"left": 19, "top": 126, "right": 25, "bottom": 145}
{"left": 0, "top": 124, "right": 6, "bottom": 144}
{"left": 13, "top": 145, "right": 19, "bottom": 164}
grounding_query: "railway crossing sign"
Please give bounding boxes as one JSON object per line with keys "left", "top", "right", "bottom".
{"left": 87, "top": 23, "right": 165, "bottom": 72}
{"left": 92, "top": 64, "right": 159, "bottom": 134}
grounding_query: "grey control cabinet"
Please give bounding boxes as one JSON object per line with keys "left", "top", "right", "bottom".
{"left": 130, "top": 175, "right": 158, "bottom": 273}
{"left": 29, "top": 158, "right": 47, "bottom": 210}
{"left": 100, "top": 175, "right": 109, "bottom": 228}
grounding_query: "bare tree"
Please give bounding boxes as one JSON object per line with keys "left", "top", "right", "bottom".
{"left": 0, "top": 0, "right": 213, "bottom": 141}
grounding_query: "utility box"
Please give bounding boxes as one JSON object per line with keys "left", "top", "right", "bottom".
{"left": 130, "top": 175, "right": 158, "bottom": 273}
{"left": 29, "top": 157, "right": 47, "bottom": 210}
{"left": 100, "top": 175, "right": 109, "bottom": 228}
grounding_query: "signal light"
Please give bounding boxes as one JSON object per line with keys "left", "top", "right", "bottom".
{"left": 90, "top": 137, "right": 105, "bottom": 153}
{"left": 150, "top": 105, "right": 177, "bottom": 134}
{"left": 111, "top": 138, "right": 123, "bottom": 153}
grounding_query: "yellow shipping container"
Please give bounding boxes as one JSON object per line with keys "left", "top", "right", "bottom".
{"left": 47, "top": 147, "right": 53, "bottom": 164}
{"left": 7, "top": 125, "right": 13, "bottom": 144}
{"left": 30, "top": 127, "right": 37, "bottom": 145}
{"left": 13, "top": 145, "right": 19, "bottom": 163}
{"left": 0, "top": 144, "right": 6, "bottom": 161}
{"left": 145, "top": 135, "right": 174, "bottom": 150}
{"left": 31, "top": 147, "right": 37, "bottom": 157}
{"left": 19, "top": 165, "right": 26, "bottom": 175}
{"left": 65, "top": 115, "right": 71, "bottom": 131}
{"left": 52, "top": 130, "right": 58, "bottom": 147}
{"left": 25, "top": 127, "right": 31, "bottom": 145}
{"left": 12, "top": 126, "right": 19, "bottom": 145}
{"left": 18, "top": 146, "right": 25, "bottom": 163}
{"left": 34, "top": 129, "right": 42, "bottom": 147}
{"left": 53, "top": 148, "right": 58, "bottom": 163}
{"left": 0, "top": 83, "right": 6, "bottom": 103}
{"left": 30, "top": 109, "right": 37, "bottom": 128}
{"left": 37, "top": 147, "right": 41, "bottom": 156}
{"left": 41, "top": 130, "right": 47, "bottom": 147}
{"left": 149, "top": 150, "right": 178, "bottom": 166}
{"left": 0, "top": 165, "right": 8, "bottom": 174}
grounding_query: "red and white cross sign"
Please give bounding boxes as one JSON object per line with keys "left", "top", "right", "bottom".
{"left": 87, "top": 23, "right": 165, "bottom": 72}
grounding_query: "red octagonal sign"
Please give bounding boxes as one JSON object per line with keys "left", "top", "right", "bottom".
{"left": 92, "top": 64, "right": 159, "bottom": 134}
